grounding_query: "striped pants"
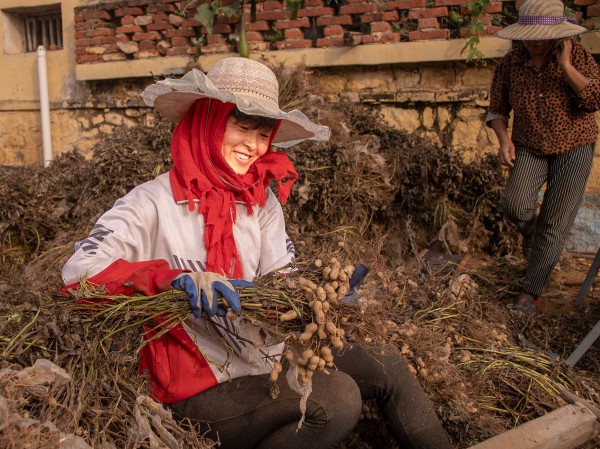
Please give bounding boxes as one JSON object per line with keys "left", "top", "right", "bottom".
{"left": 499, "top": 143, "right": 595, "bottom": 297}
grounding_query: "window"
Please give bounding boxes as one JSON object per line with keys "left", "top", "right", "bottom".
{"left": 2, "top": 4, "right": 62, "bottom": 54}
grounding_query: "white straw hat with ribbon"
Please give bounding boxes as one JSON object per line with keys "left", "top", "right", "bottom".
{"left": 142, "top": 57, "right": 330, "bottom": 148}
{"left": 496, "top": 0, "right": 587, "bottom": 41}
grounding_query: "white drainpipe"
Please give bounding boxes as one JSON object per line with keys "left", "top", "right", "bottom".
{"left": 37, "top": 45, "right": 52, "bottom": 167}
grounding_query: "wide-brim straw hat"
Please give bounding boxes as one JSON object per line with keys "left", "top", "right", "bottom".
{"left": 142, "top": 57, "right": 330, "bottom": 148}
{"left": 496, "top": 0, "right": 587, "bottom": 41}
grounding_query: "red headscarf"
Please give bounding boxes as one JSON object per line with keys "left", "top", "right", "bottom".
{"left": 169, "top": 98, "right": 298, "bottom": 278}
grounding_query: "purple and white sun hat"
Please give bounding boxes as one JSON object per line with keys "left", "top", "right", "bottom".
{"left": 496, "top": 0, "right": 587, "bottom": 41}
{"left": 142, "top": 57, "right": 330, "bottom": 148}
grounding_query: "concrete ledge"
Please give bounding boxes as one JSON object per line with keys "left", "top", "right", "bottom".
{"left": 581, "top": 31, "right": 600, "bottom": 55}
{"left": 198, "top": 37, "right": 512, "bottom": 71}
{"left": 76, "top": 38, "right": 511, "bottom": 81}
{"left": 76, "top": 56, "right": 193, "bottom": 81}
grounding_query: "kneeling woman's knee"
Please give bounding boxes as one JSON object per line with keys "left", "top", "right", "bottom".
{"left": 306, "top": 370, "right": 361, "bottom": 431}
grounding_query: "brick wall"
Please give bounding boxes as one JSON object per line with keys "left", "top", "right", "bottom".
{"left": 74, "top": 0, "right": 598, "bottom": 64}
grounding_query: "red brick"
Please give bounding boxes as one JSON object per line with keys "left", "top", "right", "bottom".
{"left": 164, "top": 28, "right": 196, "bottom": 37}
{"left": 121, "top": 16, "right": 136, "bottom": 25}
{"left": 324, "top": 24, "right": 345, "bottom": 36}
{"left": 115, "top": 34, "right": 131, "bottom": 42}
{"left": 361, "top": 12, "right": 382, "bottom": 23}
{"left": 361, "top": 35, "right": 376, "bottom": 44}
{"left": 84, "top": 11, "right": 112, "bottom": 20}
{"left": 181, "top": 19, "right": 203, "bottom": 27}
{"left": 418, "top": 17, "right": 439, "bottom": 28}
{"left": 255, "top": 10, "right": 291, "bottom": 21}
{"left": 74, "top": 14, "right": 85, "bottom": 23}
{"left": 382, "top": 11, "right": 400, "bottom": 21}
{"left": 116, "top": 25, "right": 143, "bottom": 34}
{"left": 297, "top": 7, "right": 335, "bottom": 17}
{"left": 152, "top": 13, "right": 170, "bottom": 21}
{"left": 274, "top": 18, "right": 311, "bottom": 29}
{"left": 371, "top": 21, "right": 393, "bottom": 32}
{"left": 114, "top": 7, "right": 144, "bottom": 17}
{"left": 263, "top": 0, "right": 284, "bottom": 10}
{"left": 207, "top": 34, "right": 227, "bottom": 44}
{"left": 171, "top": 36, "right": 189, "bottom": 46}
{"left": 274, "top": 39, "right": 313, "bottom": 49}
{"left": 339, "top": 4, "right": 379, "bottom": 14}
{"left": 76, "top": 20, "right": 106, "bottom": 31}
{"left": 386, "top": 0, "right": 427, "bottom": 9}
{"left": 486, "top": 3, "right": 503, "bottom": 13}
{"left": 166, "top": 46, "right": 197, "bottom": 56}
{"left": 88, "top": 28, "right": 116, "bottom": 37}
{"left": 216, "top": 14, "right": 239, "bottom": 25}
{"left": 200, "top": 43, "right": 235, "bottom": 54}
{"left": 589, "top": 5, "right": 600, "bottom": 17}
{"left": 316, "top": 15, "right": 353, "bottom": 26}
{"left": 408, "top": 29, "right": 448, "bottom": 40}
{"left": 380, "top": 32, "right": 401, "bottom": 43}
{"left": 435, "top": 0, "right": 467, "bottom": 5}
{"left": 74, "top": 31, "right": 86, "bottom": 39}
{"left": 317, "top": 36, "right": 345, "bottom": 47}
{"left": 245, "top": 20, "right": 271, "bottom": 31}
{"left": 284, "top": 28, "right": 305, "bottom": 39}
{"left": 408, "top": 7, "right": 448, "bottom": 18}
{"left": 75, "top": 38, "right": 91, "bottom": 47}
{"left": 147, "top": 22, "right": 174, "bottom": 31}
{"left": 90, "top": 36, "right": 114, "bottom": 45}
{"left": 304, "top": 0, "right": 323, "bottom": 6}
{"left": 132, "top": 31, "right": 162, "bottom": 41}
{"left": 147, "top": 4, "right": 175, "bottom": 13}
{"left": 244, "top": 31, "right": 264, "bottom": 41}
{"left": 138, "top": 40, "right": 157, "bottom": 50}
{"left": 77, "top": 54, "right": 101, "bottom": 63}
{"left": 575, "top": 0, "right": 596, "bottom": 5}
{"left": 200, "top": 24, "right": 232, "bottom": 34}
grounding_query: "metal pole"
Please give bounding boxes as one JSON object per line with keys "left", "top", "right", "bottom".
{"left": 37, "top": 45, "right": 53, "bottom": 167}
{"left": 565, "top": 319, "right": 600, "bottom": 367}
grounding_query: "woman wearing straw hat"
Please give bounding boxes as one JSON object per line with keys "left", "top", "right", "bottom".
{"left": 62, "top": 57, "right": 451, "bottom": 449}
{"left": 486, "top": 0, "right": 600, "bottom": 313}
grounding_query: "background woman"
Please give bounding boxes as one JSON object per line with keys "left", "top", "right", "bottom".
{"left": 487, "top": 0, "right": 600, "bottom": 313}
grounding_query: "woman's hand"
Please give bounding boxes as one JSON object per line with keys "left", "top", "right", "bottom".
{"left": 498, "top": 140, "right": 516, "bottom": 168}
{"left": 555, "top": 38, "right": 572, "bottom": 70}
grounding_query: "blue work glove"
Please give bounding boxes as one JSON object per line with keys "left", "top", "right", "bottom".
{"left": 171, "top": 272, "right": 253, "bottom": 318}
{"left": 342, "top": 264, "right": 369, "bottom": 304}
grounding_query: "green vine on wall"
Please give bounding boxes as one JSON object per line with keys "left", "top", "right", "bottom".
{"left": 461, "top": 0, "right": 489, "bottom": 64}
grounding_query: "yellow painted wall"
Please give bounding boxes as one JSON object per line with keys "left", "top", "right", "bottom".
{"left": 0, "top": 0, "right": 81, "bottom": 107}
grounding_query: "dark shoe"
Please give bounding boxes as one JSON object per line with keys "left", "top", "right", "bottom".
{"left": 513, "top": 294, "right": 540, "bottom": 313}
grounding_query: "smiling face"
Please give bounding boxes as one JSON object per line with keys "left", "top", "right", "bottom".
{"left": 221, "top": 111, "right": 277, "bottom": 175}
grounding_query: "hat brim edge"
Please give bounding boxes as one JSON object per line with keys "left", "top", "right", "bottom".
{"left": 153, "top": 91, "right": 330, "bottom": 146}
{"left": 495, "top": 22, "right": 588, "bottom": 40}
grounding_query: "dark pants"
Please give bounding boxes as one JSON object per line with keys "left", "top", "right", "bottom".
{"left": 499, "top": 143, "right": 595, "bottom": 296}
{"left": 169, "top": 343, "right": 452, "bottom": 449}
